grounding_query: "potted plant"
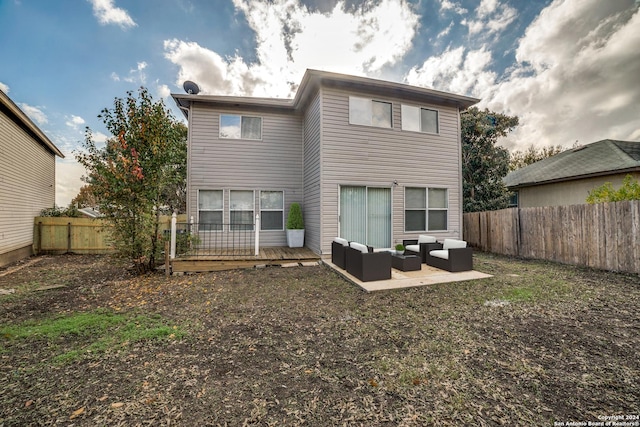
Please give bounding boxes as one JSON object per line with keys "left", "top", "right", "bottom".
{"left": 395, "top": 243, "right": 405, "bottom": 255}
{"left": 286, "top": 202, "right": 305, "bottom": 248}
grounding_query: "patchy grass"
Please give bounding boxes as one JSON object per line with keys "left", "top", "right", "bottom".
{"left": 1, "top": 310, "right": 185, "bottom": 364}
{"left": 0, "top": 252, "right": 638, "bottom": 426}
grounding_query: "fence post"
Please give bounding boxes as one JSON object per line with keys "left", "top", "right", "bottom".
{"left": 170, "top": 212, "right": 177, "bottom": 259}
{"left": 67, "top": 222, "right": 72, "bottom": 253}
{"left": 255, "top": 214, "right": 260, "bottom": 256}
{"left": 36, "top": 221, "right": 43, "bottom": 255}
{"left": 165, "top": 240, "right": 170, "bottom": 277}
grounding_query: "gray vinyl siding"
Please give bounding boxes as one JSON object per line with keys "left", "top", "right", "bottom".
{"left": 302, "top": 90, "right": 322, "bottom": 254}
{"left": 319, "top": 87, "right": 462, "bottom": 254}
{"left": 187, "top": 104, "right": 303, "bottom": 247}
{"left": 0, "top": 111, "right": 55, "bottom": 257}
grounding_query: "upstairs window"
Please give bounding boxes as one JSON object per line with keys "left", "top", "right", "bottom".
{"left": 401, "top": 105, "right": 439, "bottom": 134}
{"left": 220, "top": 114, "right": 262, "bottom": 140}
{"left": 349, "top": 96, "right": 392, "bottom": 128}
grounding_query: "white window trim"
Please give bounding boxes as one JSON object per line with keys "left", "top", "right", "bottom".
{"left": 259, "top": 190, "right": 285, "bottom": 231}
{"left": 219, "top": 114, "right": 263, "bottom": 141}
{"left": 401, "top": 104, "right": 440, "bottom": 135}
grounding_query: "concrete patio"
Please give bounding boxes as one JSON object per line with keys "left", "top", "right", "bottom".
{"left": 323, "top": 257, "right": 492, "bottom": 292}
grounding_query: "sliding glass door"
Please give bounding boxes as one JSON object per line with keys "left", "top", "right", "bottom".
{"left": 339, "top": 186, "right": 391, "bottom": 248}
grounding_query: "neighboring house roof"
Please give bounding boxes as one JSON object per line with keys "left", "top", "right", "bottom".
{"left": 78, "top": 207, "right": 103, "bottom": 218}
{"left": 505, "top": 139, "right": 640, "bottom": 189}
{"left": 172, "top": 69, "right": 480, "bottom": 116}
{"left": 0, "top": 90, "right": 64, "bottom": 158}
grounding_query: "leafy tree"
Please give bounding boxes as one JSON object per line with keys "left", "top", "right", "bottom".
{"left": 69, "top": 185, "right": 99, "bottom": 208}
{"left": 461, "top": 107, "right": 519, "bottom": 212}
{"left": 509, "top": 144, "right": 565, "bottom": 171}
{"left": 75, "top": 87, "right": 187, "bottom": 273}
{"left": 586, "top": 174, "right": 640, "bottom": 203}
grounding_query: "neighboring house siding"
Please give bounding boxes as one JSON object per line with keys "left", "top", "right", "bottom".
{"left": 303, "top": 90, "right": 322, "bottom": 254}
{"left": 516, "top": 172, "right": 640, "bottom": 208}
{"left": 319, "top": 87, "right": 462, "bottom": 254}
{"left": 188, "top": 104, "right": 303, "bottom": 247}
{"left": 0, "top": 110, "right": 55, "bottom": 261}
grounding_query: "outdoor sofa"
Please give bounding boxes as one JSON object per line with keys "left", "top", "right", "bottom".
{"left": 403, "top": 235, "right": 443, "bottom": 263}
{"left": 331, "top": 237, "right": 349, "bottom": 269}
{"left": 344, "top": 242, "right": 392, "bottom": 282}
{"left": 425, "top": 238, "right": 473, "bottom": 272}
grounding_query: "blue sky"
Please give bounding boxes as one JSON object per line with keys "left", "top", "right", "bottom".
{"left": 1, "top": 0, "right": 639, "bottom": 206}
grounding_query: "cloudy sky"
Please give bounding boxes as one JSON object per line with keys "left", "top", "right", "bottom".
{"left": 1, "top": 0, "right": 638, "bottom": 206}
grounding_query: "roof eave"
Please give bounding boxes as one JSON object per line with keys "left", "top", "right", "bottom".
{"left": 172, "top": 69, "right": 481, "bottom": 117}
{"left": 506, "top": 166, "right": 640, "bottom": 189}
{"left": 0, "top": 90, "right": 65, "bottom": 158}
{"left": 171, "top": 93, "right": 295, "bottom": 117}
{"left": 294, "top": 69, "right": 480, "bottom": 110}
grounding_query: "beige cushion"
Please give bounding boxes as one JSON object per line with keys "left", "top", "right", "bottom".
{"left": 443, "top": 239, "right": 467, "bottom": 250}
{"left": 350, "top": 242, "right": 369, "bottom": 254}
{"left": 418, "top": 235, "right": 437, "bottom": 244}
{"left": 429, "top": 249, "right": 449, "bottom": 260}
{"left": 405, "top": 244, "right": 420, "bottom": 253}
{"left": 334, "top": 237, "right": 348, "bottom": 246}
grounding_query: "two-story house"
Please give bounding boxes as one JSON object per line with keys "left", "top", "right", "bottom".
{"left": 1, "top": 90, "right": 64, "bottom": 267}
{"left": 171, "top": 69, "right": 478, "bottom": 256}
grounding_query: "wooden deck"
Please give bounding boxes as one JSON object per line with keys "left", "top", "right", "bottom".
{"left": 171, "top": 246, "right": 320, "bottom": 273}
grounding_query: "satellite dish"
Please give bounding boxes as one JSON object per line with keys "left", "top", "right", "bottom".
{"left": 183, "top": 80, "right": 200, "bottom": 95}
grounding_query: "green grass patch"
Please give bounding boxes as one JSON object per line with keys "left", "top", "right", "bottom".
{"left": 503, "top": 287, "right": 536, "bottom": 302}
{"left": 0, "top": 310, "right": 185, "bottom": 364}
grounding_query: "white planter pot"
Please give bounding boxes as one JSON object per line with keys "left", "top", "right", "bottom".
{"left": 286, "top": 229, "right": 305, "bottom": 248}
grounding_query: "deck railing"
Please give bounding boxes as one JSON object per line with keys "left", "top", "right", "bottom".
{"left": 168, "top": 213, "right": 260, "bottom": 258}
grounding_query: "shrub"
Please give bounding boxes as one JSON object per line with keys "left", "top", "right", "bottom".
{"left": 39, "top": 205, "right": 82, "bottom": 218}
{"left": 586, "top": 174, "right": 640, "bottom": 203}
{"left": 286, "top": 203, "right": 304, "bottom": 229}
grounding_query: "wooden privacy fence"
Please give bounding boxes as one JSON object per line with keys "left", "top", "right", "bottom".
{"left": 463, "top": 201, "right": 640, "bottom": 274}
{"left": 33, "top": 215, "right": 183, "bottom": 255}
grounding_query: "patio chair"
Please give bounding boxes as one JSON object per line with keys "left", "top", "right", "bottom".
{"left": 403, "top": 235, "right": 442, "bottom": 263}
{"left": 331, "top": 237, "right": 349, "bottom": 269}
{"left": 345, "top": 242, "right": 392, "bottom": 282}
{"left": 425, "top": 238, "right": 473, "bottom": 272}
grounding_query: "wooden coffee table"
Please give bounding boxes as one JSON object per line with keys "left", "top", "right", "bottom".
{"left": 391, "top": 253, "right": 421, "bottom": 271}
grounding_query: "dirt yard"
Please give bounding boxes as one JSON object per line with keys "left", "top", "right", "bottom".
{"left": 1, "top": 253, "right": 638, "bottom": 426}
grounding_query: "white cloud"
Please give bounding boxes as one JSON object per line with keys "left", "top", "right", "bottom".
{"left": 19, "top": 103, "right": 48, "bottom": 125}
{"left": 164, "top": 0, "right": 419, "bottom": 97}
{"left": 477, "top": 0, "right": 498, "bottom": 18}
{"left": 462, "top": 0, "right": 516, "bottom": 36}
{"left": 406, "top": 0, "right": 640, "bottom": 152}
{"left": 436, "top": 21, "right": 454, "bottom": 39}
{"left": 124, "top": 61, "right": 147, "bottom": 84}
{"left": 92, "top": 131, "right": 109, "bottom": 144}
{"left": 56, "top": 159, "right": 87, "bottom": 207}
{"left": 0, "top": 81, "right": 9, "bottom": 93}
{"left": 65, "top": 115, "right": 85, "bottom": 129}
{"left": 406, "top": 45, "right": 497, "bottom": 99}
{"left": 486, "top": 0, "right": 640, "bottom": 150}
{"left": 156, "top": 83, "right": 171, "bottom": 99}
{"left": 88, "top": 0, "right": 136, "bottom": 29}
{"left": 111, "top": 61, "right": 148, "bottom": 85}
{"left": 439, "top": 0, "right": 467, "bottom": 14}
